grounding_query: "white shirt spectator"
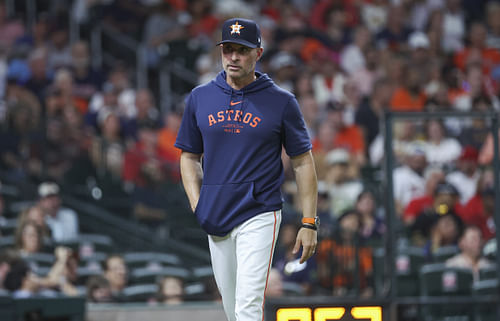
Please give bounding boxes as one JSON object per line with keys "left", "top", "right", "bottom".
{"left": 312, "top": 73, "right": 346, "bottom": 107}
{"left": 446, "top": 171, "right": 480, "bottom": 204}
{"left": 361, "top": 3, "right": 388, "bottom": 34}
{"left": 340, "top": 45, "right": 365, "bottom": 75}
{"left": 442, "top": 11, "right": 465, "bottom": 53}
{"left": 424, "top": 138, "right": 462, "bottom": 166}
{"left": 393, "top": 166, "right": 426, "bottom": 208}
{"left": 45, "top": 207, "right": 79, "bottom": 242}
{"left": 328, "top": 181, "right": 364, "bottom": 218}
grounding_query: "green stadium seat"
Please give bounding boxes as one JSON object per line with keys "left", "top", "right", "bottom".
{"left": 432, "top": 245, "right": 460, "bottom": 263}
{"left": 123, "top": 252, "right": 181, "bottom": 269}
{"left": 473, "top": 278, "right": 499, "bottom": 321}
{"left": 122, "top": 284, "right": 158, "bottom": 302}
{"left": 395, "top": 246, "right": 426, "bottom": 296}
{"left": 130, "top": 266, "right": 190, "bottom": 285}
{"left": 419, "top": 263, "right": 474, "bottom": 321}
{"left": 479, "top": 266, "right": 497, "bottom": 281}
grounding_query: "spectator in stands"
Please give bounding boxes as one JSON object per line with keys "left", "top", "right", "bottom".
{"left": 459, "top": 95, "right": 492, "bottom": 151}
{"left": 390, "top": 64, "right": 427, "bottom": 112}
{"left": 158, "top": 276, "right": 185, "bottom": 305}
{"left": 86, "top": 275, "right": 112, "bottom": 303}
{"left": 393, "top": 142, "right": 427, "bottom": 214}
{"left": 143, "top": 2, "right": 186, "bottom": 67}
{"left": 478, "top": 128, "right": 500, "bottom": 166}
{"left": 14, "top": 220, "right": 44, "bottom": 256}
{"left": 90, "top": 110, "right": 125, "bottom": 181}
{"left": 355, "top": 78, "right": 393, "bottom": 150}
{"left": 317, "top": 210, "right": 373, "bottom": 297}
{"left": 0, "top": 249, "right": 18, "bottom": 295}
{"left": 326, "top": 102, "right": 366, "bottom": 166}
{"left": 423, "top": 119, "right": 462, "bottom": 167}
{"left": 157, "top": 111, "right": 182, "bottom": 181}
{"left": 312, "top": 120, "right": 337, "bottom": 180}
{"left": 413, "top": 210, "right": 464, "bottom": 258}
{"left": 103, "top": 254, "right": 128, "bottom": 302}
{"left": 3, "top": 259, "right": 43, "bottom": 298}
{"left": 25, "top": 48, "right": 52, "bottom": 104}
{"left": 486, "top": 1, "right": 500, "bottom": 50}
{"left": 454, "top": 22, "right": 500, "bottom": 75}
{"left": 0, "top": 0, "right": 25, "bottom": 47}
{"left": 123, "top": 89, "right": 161, "bottom": 141}
{"left": 446, "top": 225, "right": 492, "bottom": 281}
{"left": 71, "top": 41, "right": 103, "bottom": 107}
{"left": 404, "top": 166, "right": 445, "bottom": 225}
{"left": 44, "top": 246, "right": 79, "bottom": 297}
{"left": 311, "top": 49, "right": 346, "bottom": 107}
{"left": 446, "top": 146, "right": 481, "bottom": 204}
{"left": 340, "top": 26, "right": 371, "bottom": 76}
{"left": 47, "top": 21, "right": 72, "bottom": 71}
{"left": 458, "top": 168, "right": 496, "bottom": 240}
{"left": 18, "top": 206, "right": 51, "bottom": 239}
{"left": 297, "top": 95, "right": 319, "bottom": 140}
{"left": 442, "top": 0, "right": 465, "bottom": 53}
{"left": 375, "top": 5, "right": 412, "bottom": 52}
{"left": 37, "top": 182, "right": 79, "bottom": 242}
{"left": 324, "top": 148, "right": 363, "bottom": 219}
{"left": 355, "top": 190, "right": 385, "bottom": 242}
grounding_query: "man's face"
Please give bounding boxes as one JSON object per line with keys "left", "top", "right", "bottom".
{"left": 221, "top": 43, "right": 263, "bottom": 82}
{"left": 105, "top": 257, "right": 127, "bottom": 290}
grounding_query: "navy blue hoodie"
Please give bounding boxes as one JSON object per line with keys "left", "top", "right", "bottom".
{"left": 175, "top": 71, "right": 311, "bottom": 236}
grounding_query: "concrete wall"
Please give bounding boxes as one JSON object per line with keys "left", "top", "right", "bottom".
{"left": 87, "top": 302, "right": 226, "bottom": 321}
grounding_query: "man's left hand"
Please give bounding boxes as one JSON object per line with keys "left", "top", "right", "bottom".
{"left": 293, "top": 227, "right": 318, "bottom": 263}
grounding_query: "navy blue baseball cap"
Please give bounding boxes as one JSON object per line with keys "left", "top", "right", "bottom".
{"left": 217, "top": 18, "right": 261, "bottom": 48}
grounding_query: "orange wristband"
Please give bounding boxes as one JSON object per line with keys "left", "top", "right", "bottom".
{"left": 302, "top": 217, "right": 316, "bottom": 225}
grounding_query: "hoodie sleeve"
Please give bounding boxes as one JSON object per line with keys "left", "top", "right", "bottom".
{"left": 175, "top": 93, "right": 203, "bottom": 154}
{"left": 282, "top": 96, "right": 312, "bottom": 156}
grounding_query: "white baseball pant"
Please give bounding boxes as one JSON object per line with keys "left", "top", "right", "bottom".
{"left": 208, "top": 210, "right": 282, "bottom": 321}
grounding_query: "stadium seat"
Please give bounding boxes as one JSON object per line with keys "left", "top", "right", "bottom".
{"left": 0, "top": 218, "right": 17, "bottom": 236}
{"left": 0, "top": 235, "right": 14, "bottom": 250}
{"left": 473, "top": 278, "right": 499, "bottom": 321}
{"left": 78, "top": 251, "right": 107, "bottom": 267}
{"left": 123, "top": 252, "right": 181, "bottom": 269}
{"left": 76, "top": 266, "right": 103, "bottom": 286}
{"left": 130, "top": 266, "right": 190, "bottom": 285}
{"left": 419, "top": 263, "right": 474, "bottom": 321}
{"left": 122, "top": 284, "right": 158, "bottom": 302}
{"left": 191, "top": 265, "right": 213, "bottom": 279}
{"left": 432, "top": 245, "right": 460, "bottom": 263}
{"left": 57, "top": 233, "right": 114, "bottom": 257}
{"left": 478, "top": 266, "right": 497, "bottom": 281}
{"left": 395, "top": 246, "right": 427, "bottom": 296}
{"left": 23, "top": 253, "right": 56, "bottom": 268}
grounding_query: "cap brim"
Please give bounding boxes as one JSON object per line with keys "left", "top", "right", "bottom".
{"left": 216, "top": 39, "right": 258, "bottom": 49}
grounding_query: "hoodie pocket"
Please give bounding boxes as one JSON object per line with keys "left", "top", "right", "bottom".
{"left": 194, "top": 181, "right": 262, "bottom": 234}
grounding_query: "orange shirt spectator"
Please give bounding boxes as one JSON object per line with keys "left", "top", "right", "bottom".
{"left": 158, "top": 127, "right": 181, "bottom": 163}
{"left": 454, "top": 47, "right": 500, "bottom": 75}
{"left": 333, "top": 125, "right": 365, "bottom": 155}
{"left": 390, "top": 87, "right": 426, "bottom": 111}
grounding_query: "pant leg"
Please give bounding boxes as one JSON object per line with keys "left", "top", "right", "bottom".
{"left": 234, "top": 210, "right": 281, "bottom": 321}
{"left": 208, "top": 233, "right": 237, "bottom": 321}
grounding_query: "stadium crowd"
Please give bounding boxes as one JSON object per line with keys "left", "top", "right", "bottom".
{"left": 0, "top": 0, "right": 498, "bottom": 304}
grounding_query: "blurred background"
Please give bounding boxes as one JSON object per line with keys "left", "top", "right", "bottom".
{"left": 0, "top": 0, "right": 499, "bottom": 320}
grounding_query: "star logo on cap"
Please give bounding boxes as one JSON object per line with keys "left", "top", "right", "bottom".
{"left": 230, "top": 21, "right": 244, "bottom": 35}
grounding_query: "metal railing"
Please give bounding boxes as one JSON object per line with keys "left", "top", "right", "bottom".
{"left": 383, "top": 110, "right": 500, "bottom": 320}
{"left": 89, "top": 23, "right": 148, "bottom": 89}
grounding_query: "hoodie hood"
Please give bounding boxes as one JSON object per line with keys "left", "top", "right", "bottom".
{"left": 213, "top": 70, "right": 274, "bottom": 95}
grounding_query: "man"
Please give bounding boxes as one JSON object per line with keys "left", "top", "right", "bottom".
{"left": 37, "top": 182, "right": 79, "bottom": 242}
{"left": 175, "top": 18, "right": 318, "bottom": 321}
{"left": 103, "top": 254, "right": 128, "bottom": 302}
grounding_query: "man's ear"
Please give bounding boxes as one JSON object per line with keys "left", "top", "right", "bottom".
{"left": 256, "top": 47, "right": 264, "bottom": 61}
